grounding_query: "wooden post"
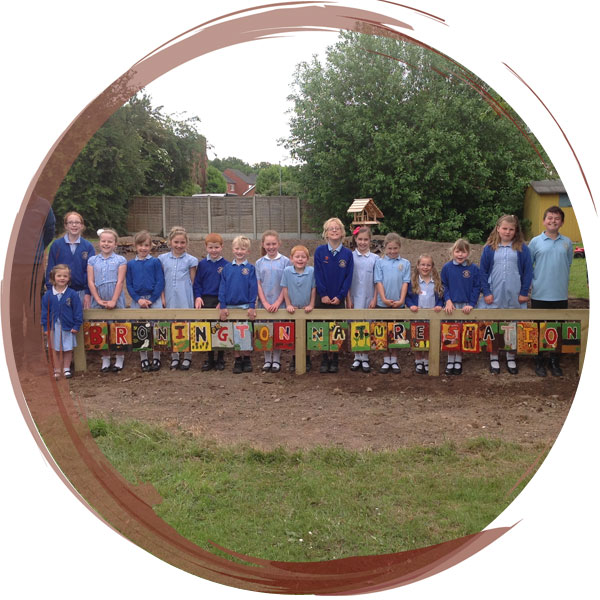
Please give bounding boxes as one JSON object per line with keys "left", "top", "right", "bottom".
{"left": 207, "top": 195, "right": 212, "bottom": 234}
{"left": 295, "top": 315, "right": 307, "bottom": 374}
{"left": 253, "top": 195, "right": 257, "bottom": 239}
{"left": 161, "top": 194, "right": 166, "bottom": 237}
{"left": 297, "top": 197, "right": 301, "bottom": 238}
{"left": 428, "top": 313, "right": 441, "bottom": 376}
{"left": 74, "top": 330, "right": 87, "bottom": 372}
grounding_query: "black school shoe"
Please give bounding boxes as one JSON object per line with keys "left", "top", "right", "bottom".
{"left": 320, "top": 356, "right": 330, "bottom": 373}
{"left": 201, "top": 359, "right": 216, "bottom": 371}
{"left": 215, "top": 358, "right": 226, "bottom": 371}
{"left": 328, "top": 355, "right": 339, "bottom": 373}
{"left": 233, "top": 357, "right": 243, "bottom": 374}
{"left": 453, "top": 363, "right": 463, "bottom": 375}
{"left": 242, "top": 356, "right": 253, "bottom": 373}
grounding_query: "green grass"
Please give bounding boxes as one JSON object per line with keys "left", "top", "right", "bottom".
{"left": 89, "top": 418, "right": 546, "bottom": 562}
{"left": 569, "top": 258, "right": 589, "bottom": 299}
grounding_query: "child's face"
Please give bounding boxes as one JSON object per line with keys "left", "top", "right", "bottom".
{"left": 263, "top": 235, "right": 280, "bottom": 258}
{"left": 99, "top": 232, "right": 117, "bottom": 255}
{"left": 292, "top": 250, "right": 308, "bottom": 269}
{"left": 206, "top": 242, "right": 223, "bottom": 260}
{"left": 453, "top": 247, "right": 468, "bottom": 264}
{"left": 355, "top": 232, "right": 371, "bottom": 253}
{"left": 497, "top": 221, "right": 516, "bottom": 244}
{"left": 543, "top": 211, "right": 563, "bottom": 235}
{"left": 418, "top": 258, "right": 433, "bottom": 278}
{"left": 232, "top": 243, "right": 250, "bottom": 262}
{"left": 326, "top": 222, "right": 343, "bottom": 243}
{"left": 170, "top": 234, "right": 187, "bottom": 256}
{"left": 136, "top": 241, "right": 152, "bottom": 259}
{"left": 385, "top": 241, "right": 401, "bottom": 259}
{"left": 65, "top": 216, "right": 83, "bottom": 238}
{"left": 53, "top": 269, "right": 70, "bottom": 288}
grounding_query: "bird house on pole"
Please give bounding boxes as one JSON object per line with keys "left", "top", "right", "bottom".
{"left": 347, "top": 198, "right": 384, "bottom": 227}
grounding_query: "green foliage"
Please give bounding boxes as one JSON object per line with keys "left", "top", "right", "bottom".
{"left": 210, "top": 156, "right": 253, "bottom": 175}
{"left": 92, "top": 419, "right": 545, "bottom": 562}
{"left": 54, "top": 93, "right": 206, "bottom": 234}
{"left": 285, "top": 32, "right": 553, "bottom": 242}
{"left": 205, "top": 165, "right": 227, "bottom": 193}
{"left": 569, "top": 258, "right": 589, "bottom": 299}
{"left": 255, "top": 164, "right": 301, "bottom": 196}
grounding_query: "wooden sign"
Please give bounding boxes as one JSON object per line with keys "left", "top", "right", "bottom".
{"left": 84, "top": 321, "right": 108, "bottom": 350}
{"left": 153, "top": 321, "right": 171, "bottom": 351}
{"left": 478, "top": 322, "right": 498, "bottom": 353}
{"left": 109, "top": 322, "right": 132, "bottom": 352}
{"left": 254, "top": 322, "right": 273, "bottom": 351}
{"left": 329, "top": 322, "right": 348, "bottom": 352}
{"left": 274, "top": 322, "right": 295, "bottom": 351}
{"left": 562, "top": 322, "right": 581, "bottom": 353}
{"left": 233, "top": 322, "right": 253, "bottom": 351}
{"left": 370, "top": 322, "right": 388, "bottom": 351}
{"left": 517, "top": 321, "right": 538, "bottom": 355}
{"left": 171, "top": 322, "right": 190, "bottom": 353}
{"left": 441, "top": 322, "right": 461, "bottom": 351}
{"left": 461, "top": 322, "right": 479, "bottom": 353}
{"left": 190, "top": 322, "right": 211, "bottom": 352}
{"left": 410, "top": 321, "right": 429, "bottom": 350}
{"left": 350, "top": 321, "right": 371, "bottom": 352}
{"left": 307, "top": 322, "right": 329, "bottom": 351}
{"left": 211, "top": 322, "right": 234, "bottom": 348}
{"left": 132, "top": 321, "right": 152, "bottom": 352}
{"left": 498, "top": 322, "right": 517, "bottom": 351}
{"left": 539, "top": 322, "right": 560, "bottom": 352}
{"left": 388, "top": 322, "right": 410, "bottom": 349}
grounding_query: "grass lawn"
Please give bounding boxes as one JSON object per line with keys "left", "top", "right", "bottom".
{"left": 89, "top": 418, "right": 545, "bottom": 563}
{"left": 569, "top": 258, "right": 588, "bottom": 299}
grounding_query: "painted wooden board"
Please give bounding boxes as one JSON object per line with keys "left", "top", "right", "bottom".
{"left": 110, "top": 322, "right": 132, "bottom": 352}
{"left": 388, "top": 322, "right": 410, "bottom": 349}
{"left": 329, "top": 322, "right": 348, "bottom": 352}
{"left": 190, "top": 321, "right": 212, "bottom": 352}
{"left": 539, "top": 322, "right": 560, "bottom": 352}
{"left": 350, "top": 321, "right": 371, "bottom": 352}
{"left": 517, "top": 321, "right": 539, "bottom": 355}
{"left": 478, "top": 322, "right": 499, "bottom": 353}
{"left": 83, "top": 321, "right": 108, "bottom": 350}
{"left": 441, "top": 322, "right": 461, "bottom": 351}
{"left": 171, "top": 322, "right": 190, "bottom": 353}
{"left": 370, "top": 322, "right": 388, "bottom": 351}
{"left": 498, "top": 322, "right": 517, "bottom": 351}
{"left": 461, "top": 322, "right": 480, "bottom": 353}
{"left": 410, "top": 321, "right": 429, "bottom": 350}
{"left": 273, "top": 322, "right": 295, "bottom": 350}
{"left": 131, "top": 321, "right": 152, "bottom": 352}
{"left": 153, "top": 321, "right": 171, "bottom": 351}
{"left": 562, "top": 322, "right": 581, "bottom": 353}
{"left": 211, "top": 322, "right": 234, "bottom": 348}
{"left": 253, "top": 322, "right": 273, "bottom": 351}
{"left": 307, "top": 322, "right": 329, "bottom": 351}
{"left": 233, "top": 321, "right": 253, "bottom": 351}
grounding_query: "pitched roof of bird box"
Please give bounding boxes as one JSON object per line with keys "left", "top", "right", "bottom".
{"left": 347, "top": 198, "right": 384, "bottom": 218}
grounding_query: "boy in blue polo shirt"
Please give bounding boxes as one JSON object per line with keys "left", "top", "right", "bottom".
{"left": 528, "top": 205, "right": 573, "bottom": 377}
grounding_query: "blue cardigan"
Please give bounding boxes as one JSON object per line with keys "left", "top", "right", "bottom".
{"left": 41, "top": 287, "right": 83, "bottom": 332}
{"left": 479, "top": 244, "right": 533, "bottom": 297}
{"left": 440, "top": 261, "right": 481, "bottom": 306}
{"left": 46, "top": 236, "right": 95, "bottom": 293}
{"left": 404, "top": 282, "right": 444, "bottom": 309}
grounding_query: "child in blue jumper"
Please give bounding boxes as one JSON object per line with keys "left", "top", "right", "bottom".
{"left": 126, "top": 230, "right": 165, "bottom": 372}
{"left": 219, "top": 236, "right": 258, "bottom": 374}
{"left": 441, "top": 239, "right": 481, "bottom": 375}
{"left": 194, "top": 232, "right": 229, "bottom": 371}
{"left": 42, "top": 264, "right": 83, "bottom": 379}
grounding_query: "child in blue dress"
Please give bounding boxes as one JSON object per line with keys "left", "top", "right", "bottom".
{"left": 45, "top": 211, "right": 95, "bottom": 308}
{"left": 87, "top": 228, "right": 127, "bottom": 372}
{"left": 374, "top": 232, "right": 411, "bottom": 373}
{"left": 441, "top": 239, "right": 481, "bottom": 375}
{"left": 256, "top": 230, "right": 290, "bottom": 373}
{"left": 406, "top": 254, "right": 444, "bottom": 374}
{"left": 347, "top": 226, "right": 378, "bottom": 373}
{"left": 126, "top": 230, "right": 165, "bottom": 372}
{"left": 41, "top": 264, "right": 83, "bottom": 379}
{"left": 314, "top": 217, "right": 354, "bottom": 373}
{"left": 159, "top": 226, "right": 198, "bottom": 371}
{"left": 479, "top": 215, "right": 532, "bottom": 375}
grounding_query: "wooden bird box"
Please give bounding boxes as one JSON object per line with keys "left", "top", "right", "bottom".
{"left": 347, "top": 198, "right": 384, "bottom": 226}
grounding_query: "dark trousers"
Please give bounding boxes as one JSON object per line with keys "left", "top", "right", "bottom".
{"left": 531, "top": 299, "right": 568, "bottom": 365}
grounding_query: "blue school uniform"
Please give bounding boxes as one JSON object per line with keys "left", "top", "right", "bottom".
{"left": 88, "top": 253, "right": 127, "bottom": 308}
{"left": 527, "top": 232, "right": 573, "bottom": 301}
{"left": 314, "top": 243, "right": 354, "bottom": 302}
{"left": 349, "top": 249, "right": 378, "bottom": 308}
{"left": 218, "top": 260, "right": 258, "bottom": 309}
{"left": 45, "top": 234, "right": 95, "bottom": 299}
{"left": 280, "top": 265, "right": 315, "bottom": 309}
{"left": 374, "top": 256, "right": 411, "bottom": 307}
{"left": 405, "top": 277, "right": 444, "bottom": 309}
{"left": 255, "top": 253, "right": 290, "bottom": 308}
{"left": 126, "top": 256, "right": 165, "bottom": 308}
{"left": 440, "top": 261, "right": 481, "bottom": 307}
{"left": 193, "top": 256, "right": 229, "bottom": 301}
{"left": 41, "top": 286, "right": 83, "bottom": 351}
{"left": 158, "top": 251, "right": 198, "bottom": 308}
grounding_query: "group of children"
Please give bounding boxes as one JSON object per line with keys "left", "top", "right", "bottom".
{"left": 42, "top": 206, "right": 573, "bottom": 378}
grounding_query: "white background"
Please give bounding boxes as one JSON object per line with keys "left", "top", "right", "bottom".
{"left": 1, "top": 1, "right": 597, "bottom": 598}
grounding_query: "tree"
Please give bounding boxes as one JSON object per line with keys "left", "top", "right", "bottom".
{"left": 54, "top": 93, "right": 207, "bottom": 233}
{"left": 210, "top": 156, "right": 253, "bottom": 175}
{"left": 256, "top": 164, "right": 301, "bottom": 196}
{"left": 285, "top": 32, "right": 553, "bottom": 242}
{"left": 205, "top": 165, "right": 227, "bottom": 193}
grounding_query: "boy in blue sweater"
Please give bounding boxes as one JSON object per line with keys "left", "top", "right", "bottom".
{"left": 194, "top": 233, "right": 229, "bottom": 371}
{"left": 219, "top": 236, "right": 258, "bottom": 374}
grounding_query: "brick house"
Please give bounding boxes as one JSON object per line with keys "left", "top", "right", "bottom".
{"left": 223, "top": 168, "right": 257, "bottom": 196}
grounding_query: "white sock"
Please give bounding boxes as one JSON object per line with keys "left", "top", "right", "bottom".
{"left": 423, "top": 358, "right": 429, "bottom": 367}
{"left": 101, "top": 356, "right": 111, "bottom": 369}
{"left": 115, "top": 355, "right": 124, "bottom": 369}
{"left": 384, "top": 355, "right": 391, "bottom": 364}
{"left": 390, "top": 356, "right": 398, "bottom": 364}
{"left": 272, "top": 349, "right": 281, "bottom": 363}
{"left": 455, "top": 354, "right": 463, "bottom": 364}
{"left": 264, "top": 351, "right": 272, "bottom": 363}
{"left": 140, "top": 351, "right": 148, "bottom": 361}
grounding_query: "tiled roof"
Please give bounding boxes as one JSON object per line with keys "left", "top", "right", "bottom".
{"left": 530, "top": 179, "right": 566, "bottom": 195}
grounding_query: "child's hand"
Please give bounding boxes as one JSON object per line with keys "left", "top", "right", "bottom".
{"left": 70, "top": 329, "right": 78, "bottom": 334}
{"left": 346, "top": 299, "right": 353, "bottom": 309}
{"left": 262, "top": 302, "right": 272, "bottom": 312}
{"left": 139, "top": 298, "right": 151, "bottom": 308}
{"left": 248, "top": 308, "right": 256, "bottom": 320}
{"left": 518, "top": 295, "right": 529, "bottom": 304}
{"left": 330, "top": 297, "right": 340, "bottom": 305}
{"left": 434, "top": 305, "right": 442, "bottom": 313}
{"left": 462, "top": 304, "right": 473, "bottom": 314}
{"left": 484, "top": 294, "right": 494, "bottom": 305}
{"left": 195, "top": 297, "right": 204, "bottom": 309}
{"left": 286, "top": 305, "right": 296, "bottom": 314}
{"left": 105, "top": 300, "right": 116, "bottom": 309}
{"left": 444, "top": 300, "right": 454, "bottom": 314}
{"left": 368, "top": 299, "right": 377, "bottom": 309}
{"left": 83, "top": 295, "right": 91, "bottom": 310}
{"left": 219, "top": 308, "right": 229, "bottom": 321}
{"left": 268, "top": 302, "right": 279, "bottom": 313}
{"left": 304, "top": 304, "right": 314, "bottom": 313}
{"left": 410, "top": 305, "right": 419, "bottom": 313}
{"left": 321, "top": 296, "right": 331, "bottom": 304}
{"left": 391, "top": 300, "right": 403, "bottom": 308}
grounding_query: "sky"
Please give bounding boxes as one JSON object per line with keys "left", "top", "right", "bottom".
{"left": 145, "top": 31, "right": 340, "bottom": 166}
{"left": 1, "top": 1, "right": 599, "bottom": 599}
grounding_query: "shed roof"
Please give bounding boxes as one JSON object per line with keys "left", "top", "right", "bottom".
{"left": 530, "top": 179, "right": 566, "bottom": 195}
{"left": 347, "top": 198, "right": 384, "bottom": 217}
